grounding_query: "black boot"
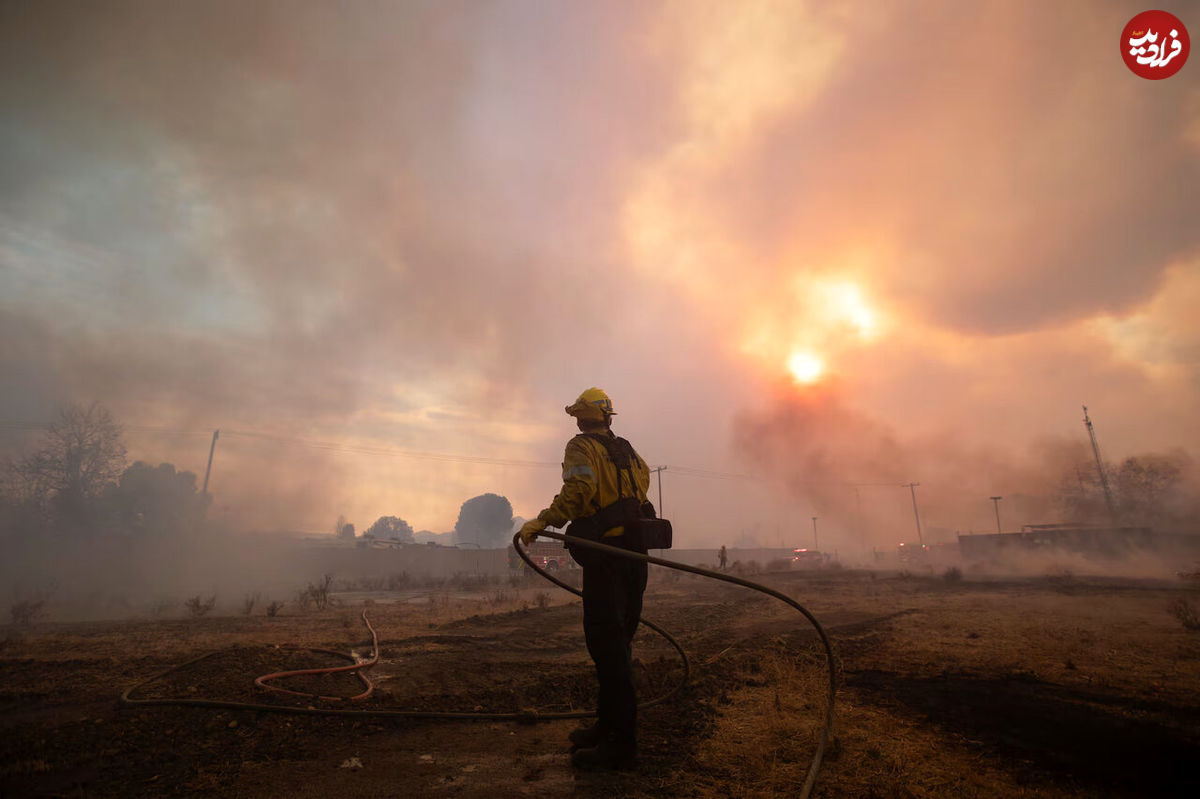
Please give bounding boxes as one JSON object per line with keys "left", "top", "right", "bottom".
{"left": 568, "top": 722, "right": 603, "bottom": 751}
{"left": 571, "top": 738, "right": 637, "bottom": 772}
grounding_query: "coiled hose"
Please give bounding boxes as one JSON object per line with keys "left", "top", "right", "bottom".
{"left": 120, "top": 533, "right": 836, "bottom": 797}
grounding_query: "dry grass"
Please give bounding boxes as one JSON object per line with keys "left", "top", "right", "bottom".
{"left": 684, "top": 648, "right": 826, "bottom": 797}
{"left": 630, "top": 570, "right": 1200, "bottom": 798}
{"left": 4, "top": 568, "right": 1197, "bottom": 797}
{"left": 844, "top": 583, "right": 1200, "bottom": 707}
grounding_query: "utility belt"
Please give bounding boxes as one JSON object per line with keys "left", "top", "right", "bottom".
{"left": 566, "top": 497, "right": 674, "bottom": 555}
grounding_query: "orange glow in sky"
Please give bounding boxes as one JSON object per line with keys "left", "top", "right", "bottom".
{"left": 827, "top": 281, "right": 876, "bottom": 338}
{"left": 787, "top": 351, "right": 824, "bottom": 384}
{"left": 2, "top": 0, "right": 1197, "bottom": 541}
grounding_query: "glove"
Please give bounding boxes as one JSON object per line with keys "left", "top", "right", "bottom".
{"left": 519, "top": 519, "right": 546, "bottom": 546}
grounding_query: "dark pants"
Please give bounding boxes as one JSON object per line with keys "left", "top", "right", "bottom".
{"left": 578, "top": 546, "right": 648, "bottom": 751}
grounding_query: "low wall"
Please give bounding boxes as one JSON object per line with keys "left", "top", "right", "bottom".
{"left": 287, "top": 543, "right": 512, "bottom": 583}
{"left": 650, "top": 548, "right": 797, "bottom": 568}
{"left": 286, "top": 545, "right": 799, "bottom": 582}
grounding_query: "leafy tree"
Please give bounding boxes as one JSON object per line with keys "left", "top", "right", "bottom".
{"left": 11, "top": 402, "right": 126, "bottom": 530}
{"left": 107, "top": 461, "right": 203, "bottom": 537}
{"left": 1057, "top": 451, "right": 1196, "bottom": 528}
{"left": 365, "top": 515, "right": 413, "bottom": 542}
{"left": 454, "top": 493, "right": 514, "bottom": 548}
{"left": 1114, "top": 453, "right": 1192, "bottom": 526}
{"left": 334, "top": 514, "right": 355, "bottom": 540}
{"left": 1056, "top": 463, "right": 1109, "bottom": 523}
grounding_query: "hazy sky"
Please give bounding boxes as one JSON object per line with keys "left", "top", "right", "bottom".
{"left": 2, "top": 1, "right": 1197, "bottom": 548}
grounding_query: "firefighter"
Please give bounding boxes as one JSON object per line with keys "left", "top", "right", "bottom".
{"left": 519, "top": 387, "right": 652, "bottom": 771}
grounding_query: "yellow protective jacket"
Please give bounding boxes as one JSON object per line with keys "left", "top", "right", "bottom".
{"left": 536, "top": 431, "right": 651, "bottom": 539}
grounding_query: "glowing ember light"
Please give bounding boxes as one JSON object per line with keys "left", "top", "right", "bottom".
{"left": 787, "top": 351, "right": 824, "bottom": 384}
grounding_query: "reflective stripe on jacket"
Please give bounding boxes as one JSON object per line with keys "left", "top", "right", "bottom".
{"left": 536, "top": 431, "right": 650, "bottom": 537}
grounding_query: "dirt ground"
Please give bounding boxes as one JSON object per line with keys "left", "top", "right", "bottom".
{"left": 2, "top": 566, "right": 1199, "bottom": 798}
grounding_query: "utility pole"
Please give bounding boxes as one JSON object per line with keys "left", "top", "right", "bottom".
{"left": 855, "top": 486, "right": 865, "bottom": 553}
{"left": 811, "top": 516, "right": 819, "bottom": 550}
{"left": 1082, "top": 405, "right": 1117, "bottom": 523}
{"left": 201, "top": 429, "right": 219, "bottom": 516}
{"left": 650, "top": 466, "right": 666, "bottom": 516}
{"left": 904, "top": 482, "right": 924, "bottom": 545}
{"left": 990, "top": 496, "right": 1003, "bottom": 533}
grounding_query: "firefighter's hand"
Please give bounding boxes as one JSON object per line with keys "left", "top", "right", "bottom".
{"left": 519, "top": 519, "right": 546, "bottom": 546}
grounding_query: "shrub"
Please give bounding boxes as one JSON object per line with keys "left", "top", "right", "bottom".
{"left": 942, "top": 567, "right": 963, "bottom": 583}
{"left": 1169, "top": 598, "right": 1200, "bottom": 631}
{"left": 241, "top": 592, "right": 261, "bottom": 616}
{"left": 10, "top": 599, "right": 45, "bottom": 626}
{"left": 449, "top": 572, "right": 495, "bottom": 593}
{"left": 1047, "top": 566, "right": 1076, "bottom": 592}
{"left": 184, "top": 595, "right": 216, "bottom": 618}
{"left": 297, "top": 574, "right": 334, "bottom": 611}
{"left": 266, "top": 600, "right": 284, "bottom": 618}
{"left": 1046, "top": 566, "right": 1075, "bottom": 583}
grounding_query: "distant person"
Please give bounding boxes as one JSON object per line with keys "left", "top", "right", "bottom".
{"left": 719, "top": 545, "right": 728, "bottom": 571}
{"left": 519, "top": 388, "right": 653, "bottom": 771}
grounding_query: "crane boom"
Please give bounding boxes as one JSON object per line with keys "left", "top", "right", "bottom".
{"left": 1082, "top": 406, "right": 1117, "bottom": 522}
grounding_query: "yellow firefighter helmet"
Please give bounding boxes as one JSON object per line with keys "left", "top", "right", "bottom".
{"left": 565, "top": 387, "right": 617, "bottom": 421}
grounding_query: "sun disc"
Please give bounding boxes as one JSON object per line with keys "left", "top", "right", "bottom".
{"left": 787, "top": 351, "right": 824, "bottom": 384}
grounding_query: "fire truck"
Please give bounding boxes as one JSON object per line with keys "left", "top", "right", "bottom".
{"left": 791, "top": 548, "right": 824, "bottom": 569}
{"left": 896, "top": 541, "right": 930, "bottom": 562}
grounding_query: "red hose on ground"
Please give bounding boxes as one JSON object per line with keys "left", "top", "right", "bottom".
{"left": 253, "top": 609, "right": 380, "bottom": 701}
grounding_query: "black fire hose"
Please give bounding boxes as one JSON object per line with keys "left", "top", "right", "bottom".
{"left": 120, "top": 534, "right": 836, "bottom": 797}
{"left": 120, "top": 589, "right": 688, "bottom": 722}
{"left": 518, "top": 530, "right": 837, "bottom": 799}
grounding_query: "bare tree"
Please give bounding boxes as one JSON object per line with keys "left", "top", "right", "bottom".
{"left": 12, "top": 402, "right": 127, "bottom": 528}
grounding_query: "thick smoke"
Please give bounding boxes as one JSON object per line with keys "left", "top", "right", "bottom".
{"left": 733, "top": 381, "right": 1200, "bottom": 574}
{"left": 0, "top": 0, "right": 674, "bottom": 531}
{"left": 1, "top": 0, "right": 1198, "bottom": 545}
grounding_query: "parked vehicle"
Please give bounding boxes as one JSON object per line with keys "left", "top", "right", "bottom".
{"left": 509, "top": 540, "right": 575, "bottom": 571}
{"left": 896, "top": 542, "right": 930, "bottom": 562}
{"left": 791, "top": 548, "right": 823, "bottom": 568}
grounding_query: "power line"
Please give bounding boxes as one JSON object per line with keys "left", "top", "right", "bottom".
{"left": 2, "top": 419, "right": 916, "bottom": 486}
{"left": 664, "top": 464, "right": 906, "bottom": 488}
{"left": 0, "top": 421, "right": 213, "bottom": 435}
{"left": 0, "top": 420, "right": 558, "bottom": 469}
{"left": 218, "top": 429, "right": 561, "bottom": 469}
